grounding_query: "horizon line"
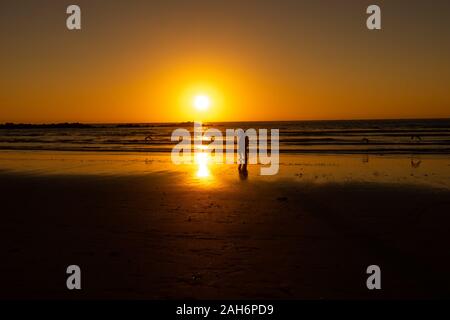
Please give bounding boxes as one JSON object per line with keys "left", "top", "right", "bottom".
{"left": 1, "top": 116, "right": 450, "bottom": 125}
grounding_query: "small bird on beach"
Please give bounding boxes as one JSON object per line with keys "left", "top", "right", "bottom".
{"left": 411, "top": 159, "right": 422, "bottom": 168}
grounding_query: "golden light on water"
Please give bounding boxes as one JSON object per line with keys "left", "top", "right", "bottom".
{"left": 195, "top": 152, "right": 211, "bottom": 178}
{"left": 193, "top": 125, "right": 211, "bottom": 179}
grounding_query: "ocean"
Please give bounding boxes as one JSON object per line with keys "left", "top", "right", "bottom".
{"left": 0, "top": 119, "right": 449, "bottom": 154}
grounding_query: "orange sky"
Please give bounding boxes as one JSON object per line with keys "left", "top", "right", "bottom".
{"left": 1, "top": 0, "right": 449, "bottom": 123}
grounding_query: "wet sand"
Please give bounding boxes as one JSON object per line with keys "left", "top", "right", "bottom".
{"left": 1, "top": 152, "right": 450, "bottom": 299}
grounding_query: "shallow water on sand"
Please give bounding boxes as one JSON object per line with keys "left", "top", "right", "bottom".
{"left": 0, "top": 151, "right": 449, "bottom": 190}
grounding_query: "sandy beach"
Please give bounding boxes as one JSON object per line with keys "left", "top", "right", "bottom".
{"left": 1, "top": 151, "right": 449, "bottom": 299}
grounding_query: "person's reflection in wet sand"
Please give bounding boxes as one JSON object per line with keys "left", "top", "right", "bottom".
{"left": 362, "top": 154, "right": 369, "bottom": 164}
{"left": 238, "top": 136, "right": 249, "bottom": 180}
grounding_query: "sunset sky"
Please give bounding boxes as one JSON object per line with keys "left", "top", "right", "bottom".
{"left": 1, "top": 0, "right": 449, "bottom": 123}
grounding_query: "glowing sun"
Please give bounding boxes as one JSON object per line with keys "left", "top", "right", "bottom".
{"left": 194, "top": 95, "right": 210, "bottom": 111}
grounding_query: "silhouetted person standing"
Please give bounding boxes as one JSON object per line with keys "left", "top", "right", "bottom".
{"left": 238, "top": 136, "right": 249, "bottom": 179}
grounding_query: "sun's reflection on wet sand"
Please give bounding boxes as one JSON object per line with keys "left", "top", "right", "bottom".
{"left": 195, "top": 151, "right": 211, "bottom": 178}
{"left": 1, "top": 151, "right": 449, "bottom": 189}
